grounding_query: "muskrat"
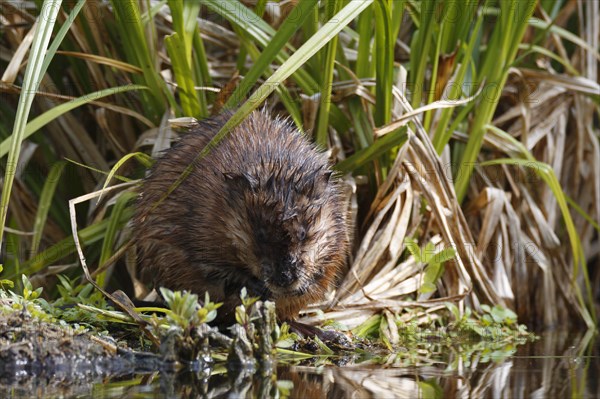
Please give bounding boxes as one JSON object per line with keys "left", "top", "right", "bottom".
{"left": 133, "top": 110, "right": 349, "bottom": 324}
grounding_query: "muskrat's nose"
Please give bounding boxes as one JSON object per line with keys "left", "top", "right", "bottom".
{"left": 273, "top": 267, "right": 296, "bottom": 288}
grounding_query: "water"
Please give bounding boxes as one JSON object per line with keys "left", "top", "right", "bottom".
{"left": 2, "top": 330, "right": 598, "bottom": 398}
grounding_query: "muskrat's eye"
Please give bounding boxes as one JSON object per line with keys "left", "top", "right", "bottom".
{"left": 297, "top": 226, "right": 307, "bottom": 241}
{"left": 257, "top": 227, "right": 268, "bottom": 241}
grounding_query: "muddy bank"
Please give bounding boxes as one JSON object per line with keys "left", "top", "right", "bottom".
{"left": 0, "top": 311, "right": 168, "bottom": 397}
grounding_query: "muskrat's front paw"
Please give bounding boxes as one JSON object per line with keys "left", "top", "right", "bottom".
{"left": 287, "top": 320, "right": 354, "bottom": 350}
{"left": 316, "top": 328, "right": 354, "bottom": 350}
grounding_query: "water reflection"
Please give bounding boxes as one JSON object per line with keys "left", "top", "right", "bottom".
{"left": 1, "top": 330, "right": 598, "bottom": 398}
{"left": 283, "top": 329, "right": 598, "bottom": 398}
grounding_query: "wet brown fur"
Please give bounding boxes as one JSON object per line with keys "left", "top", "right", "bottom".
{"left": 133, "top": 110, "right": 349, "bottom": 323}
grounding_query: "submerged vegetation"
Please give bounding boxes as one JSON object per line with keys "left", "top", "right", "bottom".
{"left": 0, "top": 0, "right": 598, "bottom": 382}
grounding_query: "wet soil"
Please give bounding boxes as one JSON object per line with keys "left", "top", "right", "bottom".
{"left": 0, "top": 312, "right": 167, "bottom": 397}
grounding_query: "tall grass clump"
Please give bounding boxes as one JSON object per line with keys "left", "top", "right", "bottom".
{"left": 0, "top": 0, "right": 598, "bottom": 334}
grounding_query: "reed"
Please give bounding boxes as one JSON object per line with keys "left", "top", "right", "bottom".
{"left": 0, "top": 0, "right": 598, "bottom": 329}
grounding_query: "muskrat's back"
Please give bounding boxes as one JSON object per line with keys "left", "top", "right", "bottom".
{"left": 134, "top": 110, "right": 349, "bottom": 322}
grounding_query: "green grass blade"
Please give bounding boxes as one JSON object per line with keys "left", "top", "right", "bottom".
{"left": 353, "top": 314, "right": 382, "bottom": 338}
{"left": 454, "top": 0, "right": 536, "bottom": 201}
{"left": 373, "top": 0, "right": 393, "bottom": 126}
{"left": 224, "top": 0, "right": 318, "bottom": 109}
{"left": 0, "top": 0, "right": 62, "bottom": 252}
{"left": 528, "top": 17, "right": 600, "bottom": 57}
{"left": 408, "top": 0, "right": 436, "bottom": 108}
{"left": 438, "top": 1, "right": 477, "bottom": 54}
{"left": 98, "top": 191, "right": 137, "bottom": 286}
{"left": 141, "top": 0, "right": 168, "bottom": 24}
{"left": 0, "top": 85, "right": 148, "bottom": 158}
{"left": 335, "top": 127, "right": 408, "bottom": 173}
{"left": 228, "top": 24, "right": 302, "bottom": 126}
{"left": 109, "top": 0, "right": 171, "bottom": 121}
{"left": 40, "top": 0, "right": 86, "bottom": 76}
{"left": 423, "top": 17, "right": 444, "bottom": 132}
{"left": 356, "top": 4, "right": 374, "bottom": 79}
{"left": 65, "top": 158, "right": 134, "bottom": 183}
{"left": 405, "top": 237, "right": 423, "bottom": 263}
{"left": 515, "top": 44, "right": 579, "bottom": 75}
{"left": 390, "top": 1, "right": 406, "bottom": 41}
{"left": 167, "top": 0, "right": 207, "bottom": 117}
{"left": 432, "top": 12, "right": 484, "bottom": 153}
{"left": 203, "top": 0, "right": 318, "bottom": 95}
{"left": 192, "top": 27, "right": 210, "bottom": 117}
{"left": 15, "top": 207, "right": 134, "bottom": 278}
{"left": 315, "top": 0, "right": 343, "bottom": 146}
{"left": 40, "top": 0, "right": 86, "bottom": 78}
{"left": 202, "top": 0, "right": 276, "bottom": 46}
{"left": 99, "top": 152, "right": 153, "bottom": 200}
{"left": 302, "top": 3, "right": 321, "bottom": 75}
{"left": 349, "top": 5, "right": 376, "bottom": 151}
{"left": 218, "top": 2, "right": 304, "bottom": 126}
{"left": 433, "top": 247, "right": 456, "bottom": 265}
{"left": 565, "top": 196, "right": 600, "bottom": 233}
{"left": 4, "top": 228, "right": 21, "bottom": 282}
{"left": 165, "top": 33, "right": 201, "bottom": 117}
{"left": 30, "top": 161, "right": 66, "bottom": 256}
{"left": 167, "top": 0, "right": 198, "bottom": 64}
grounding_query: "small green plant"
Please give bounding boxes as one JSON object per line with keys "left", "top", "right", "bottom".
{"left": 160, "top": 287, "right": 221, "bottom": 329}
{"left": 234, "top": 287, "right": 260, "bottom": 326}
{"left": 20, "top": 274, "right": 43, "bottom": 302}
{"left": 274, "top": 322, "right": 300, "bottom": 350}
{"left": 0, "top": 265, "right": 14, "bottom": 290}
{"left": 479, "top": 304, "right": 518, "bottom": 327}
{"left": 445, "top": 302, "right": 529, "bottom": 341}
{"left": 0, "top": 274, "right": 54, "bottom": 323}
{"left": 350, "top": 302, "right": 533, "bottom": 356}
{"left": 405, "top": 237, "right": 456, "bottom": 294}
{"left": 353, "top": 314, "right": 383, "bottom": 340}
{"left": 45, "top": 275, "right": 113, "bottom": 325}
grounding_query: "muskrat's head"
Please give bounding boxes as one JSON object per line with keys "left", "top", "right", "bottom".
{"left": 223, "top": 161, "right": 347, "bottom": 300}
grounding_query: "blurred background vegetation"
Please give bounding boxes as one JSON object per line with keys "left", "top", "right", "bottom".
{"left": 0, "top": 0, "right": 598, "bottom": 332}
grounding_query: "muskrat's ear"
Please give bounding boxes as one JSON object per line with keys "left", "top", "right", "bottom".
{"left": 222, "top": 171, "right": 236, "bottom": 181}
{"left": 223, "top": 171, "right": 259, "bottom": 191}
{"left": 311, "top": 169, "right": 333, "bottom": 193}
{"left": 265, "top": 173, "right": 275, "bottom": 191}
{"left": 282, "top": 208, "right": 298, "bottom": 221}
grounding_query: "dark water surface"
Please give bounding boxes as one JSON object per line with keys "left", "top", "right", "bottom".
{"left": 2, "top": 330, "right": 598, "bottom": 398}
